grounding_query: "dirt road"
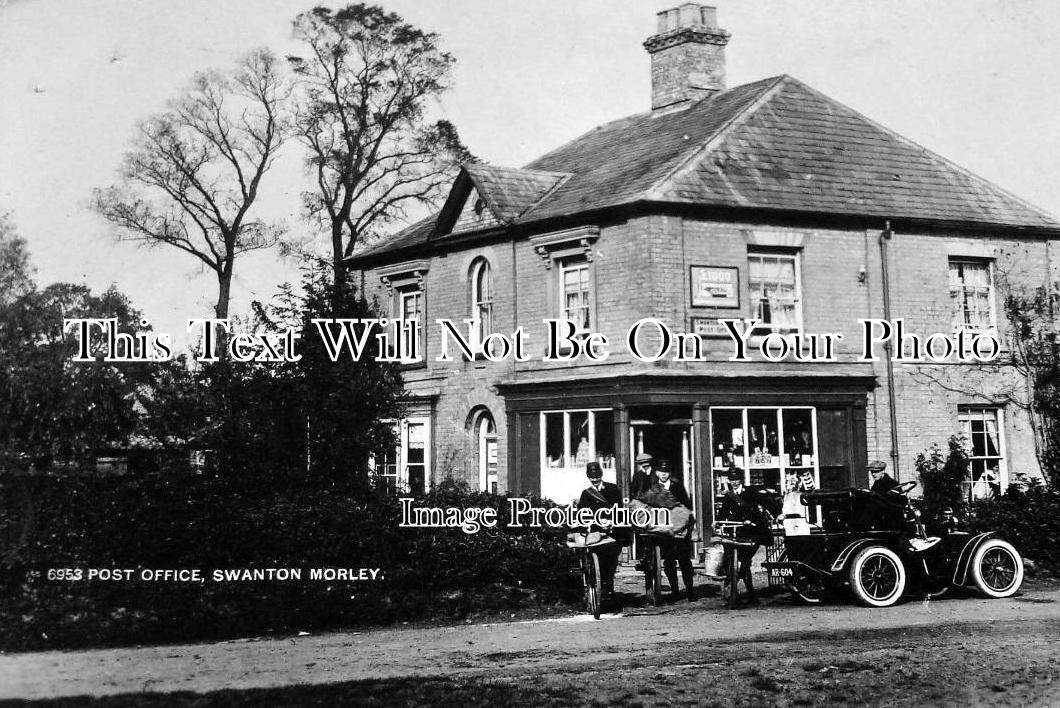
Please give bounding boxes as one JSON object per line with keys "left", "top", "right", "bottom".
{"left": 2, "top": 582, "right": 1059, "bottom": 706}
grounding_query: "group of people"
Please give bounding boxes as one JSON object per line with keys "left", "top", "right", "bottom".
{"left": 577, "top": 452, "right": 772, "bottom": 606}
{"left": 576, "top": 453, "right": 941, "bottom": 610}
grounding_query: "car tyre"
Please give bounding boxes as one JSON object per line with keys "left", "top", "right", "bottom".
{"left": 848, "top": 546, "right": 906, "bottom": 607}
{"left": 970, "top": 538, "right": 1023, "bottom": 599}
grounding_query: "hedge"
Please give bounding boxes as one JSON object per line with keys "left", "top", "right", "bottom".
{"left": 969, "top": 480, "right": 1060, "bottom": 575}
{"left": 0, "top": 474, "right": 578, "bottom": 651}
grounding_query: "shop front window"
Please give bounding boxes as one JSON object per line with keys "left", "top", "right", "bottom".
{"left": 959, "top": 408, "right": 1006, "bottom": 500}
{"left": 540, "top": 409, "right": 614, "bottom": 503}
{"left": 709, "top": 406, "right": 818, "bottom": 516}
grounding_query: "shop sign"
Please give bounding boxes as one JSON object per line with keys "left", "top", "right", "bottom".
{"left": 690, "top": 265, "right": 739, "bottom": 308}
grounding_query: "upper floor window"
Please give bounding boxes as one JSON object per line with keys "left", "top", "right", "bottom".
{"left": 949, "top": 259, "right": 995, "bottom": 331}
{"left": 470, "top": 258, "right": 493, "bottom": 342}
{"left": 377, "top": 259, "right": 428, "bottom": 363}
{"left": 560, "top": 257, "right": 592, "bottom": 332}
{"left": 398, "top": 286, "right": 423, "bottom": 349}
{"left": 748, "top": 251, "right": 801, "bottom": 335}
{"left": 529, "top": 226, "right": 599, "bottom": 337}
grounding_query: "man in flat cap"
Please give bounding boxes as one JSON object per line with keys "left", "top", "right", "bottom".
{"left": 867, "top": 460, "right": 900, "bottom": 494}
{"left": 630, "top": 452, "right": 657, "bottom": 500}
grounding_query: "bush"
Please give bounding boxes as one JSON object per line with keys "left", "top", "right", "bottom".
{"left": 969, "top": 478, "right": 1060, "bottom": 574}
{"left": 0, "top": 474, "right": 578, "bottom": 651}
{"left": 913, "top": 436, "right": 968, "bottom": 529}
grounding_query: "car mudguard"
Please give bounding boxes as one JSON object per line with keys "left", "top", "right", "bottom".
{"left": 951, "top": 532, "right": 995, "bottom": 586}
{"left": 830, "top": 539, "right": 880, "bottom": 573}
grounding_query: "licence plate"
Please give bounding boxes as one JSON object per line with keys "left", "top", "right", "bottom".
{"left": 773, "top": 567, "right": 793, "bottom": 577}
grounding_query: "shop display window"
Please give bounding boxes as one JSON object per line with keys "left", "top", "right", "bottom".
{"left": 540, "top": 409, "right": 615, "bottom": 503}
{"left": 709, "top": 406, "right": 819, "bottom": 516}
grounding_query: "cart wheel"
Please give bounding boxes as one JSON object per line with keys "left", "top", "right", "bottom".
{"left": 849, "top": 546, "right": 906, "bottom": 607}
{"left": 970, "top": 539, "right": 1023, "bottom": 598}
{"left": 584, "top": 552, "right": 602, "bottom": 619}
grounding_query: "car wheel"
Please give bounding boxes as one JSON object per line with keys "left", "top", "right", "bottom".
{"left": 848, "top": 546, "right": 906, "bottom": 607}
{"left": 970, "top": 539, "right": 1023, "bottom": 598}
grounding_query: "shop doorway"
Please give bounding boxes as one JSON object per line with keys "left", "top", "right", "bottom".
{"left": 628, "top": 406, "right": 695, "bottom": 511}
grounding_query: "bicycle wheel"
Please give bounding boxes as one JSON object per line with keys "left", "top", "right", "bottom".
{"left": 644, "top": 542, "right": 663, "bottom": 607}
{"left": 585, "top": 552, "right": 602, "bottom": 619}
{"left": 726, "top": 544, "right": 740, "bottom": 610}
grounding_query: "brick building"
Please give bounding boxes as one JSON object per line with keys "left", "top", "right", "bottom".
{"left": 349, "top": 4, "right": 1060, "bottom": 535}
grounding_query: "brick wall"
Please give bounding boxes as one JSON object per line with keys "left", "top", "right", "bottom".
{"left": 357, "top": 217, "right": 1058, "bottom": 492}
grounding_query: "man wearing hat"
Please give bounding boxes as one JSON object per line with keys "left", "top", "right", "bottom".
{"left": 577, "top": 462, "right": 625, "bottom": 598}
{"left": 639, "top": 459, "right": 696, "bottom": 601}
{"left": 866, "top": 459, "right": 939, "bottom": 552}
{"left": 867, "top": 460, "right": 900, "bottom": 494}
{"left": 630, "top": 452, "right": 658, "bottom": 500}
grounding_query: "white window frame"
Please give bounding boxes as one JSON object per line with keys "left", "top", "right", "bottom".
{"left": 469, "top": 257, "right": 494, "bottom": 348}
{"left": 958, "top": 407, "right": 1007, "bottom": 501}
{"left": 373, "top": 416, "right": 431, "bottom": 495}
{"left": 747, "top": 250, "right": 803, "bottom": 336}
{"left": 948, "top": 259, "right": 997, "bottom": 333}
{"left": 539, "top": 408, "right": 615, "bottom": 504}
{"left": 476, "top": 412, "right": 498, "bottom": 494}
{"left": 558, "top": 257, "right": 592, "bottom": 333}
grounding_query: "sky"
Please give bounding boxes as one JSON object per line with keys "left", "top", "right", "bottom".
{"left": 2, "top": 0, "right": 1060, "bottom": 347}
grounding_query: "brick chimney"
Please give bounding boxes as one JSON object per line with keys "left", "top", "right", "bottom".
{"left": 644, "top": 4, "right": 730, "bottom": 110}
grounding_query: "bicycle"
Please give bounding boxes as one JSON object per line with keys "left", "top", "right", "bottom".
{"left": 567, "top": 531, "right": 616, "bottom": 619}
{"left": 713, "top": 520, "right": 760, "bottom": 610}
{"left": 636, "top": 531, "right": 666, "bottom": 607}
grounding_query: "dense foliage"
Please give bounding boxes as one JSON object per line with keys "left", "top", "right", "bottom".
{"left": 912, "top": 436, "right": 969, "bottom": 528}
{"left": 0, "top": 282, "right": 157, "bottom": 471}
{"left": 0, "top": 475, "right": 575, "bottom": 651}
{"left": 970, "top": 479, "right": 1060, "bottom": 574}
{"left": 1002, "top": 282, "right": 1060, "bottom": 490}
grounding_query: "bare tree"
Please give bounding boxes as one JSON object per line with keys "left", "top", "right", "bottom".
{"left": 288, "top": 4, "right": 472, "bottom": 280}
{"left": 93, "top": 49, "right": 290, "bottom": 320}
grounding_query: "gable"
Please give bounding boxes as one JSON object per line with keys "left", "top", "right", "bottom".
{"left": 451, "top": 186, "right": 502, "bottom": 235}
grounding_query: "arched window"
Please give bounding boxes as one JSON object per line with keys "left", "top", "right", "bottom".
{"left": 468, "top": 407, "right": 498, "bottom": 493}
{"left": 470, "top": 258, "right": 493, "bottom": 343}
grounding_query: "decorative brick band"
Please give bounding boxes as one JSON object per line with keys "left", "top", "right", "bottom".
{"left": 643, "top": 27, "right": 731, "bottom": 54}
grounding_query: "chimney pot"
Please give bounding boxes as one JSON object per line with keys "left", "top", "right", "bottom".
{"left": 645, "top": 3, "right": 730, "bottom": 110}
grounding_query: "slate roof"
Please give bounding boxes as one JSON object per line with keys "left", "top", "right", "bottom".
{"left": 351, "top": 74, "right": 1060, "bottom": 263}
{"left": 464, "top": 164, "right": 569, "bottom": 222}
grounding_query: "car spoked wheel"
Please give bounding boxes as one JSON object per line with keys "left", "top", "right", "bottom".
{"left": 849, "top": 546, "right": 906, "bottom": 607}
{"left": 971, "top": 539, "right": 1024, "bottom": 598}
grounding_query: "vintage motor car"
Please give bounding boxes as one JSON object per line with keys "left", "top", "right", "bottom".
{"left": 762, "top": 481, "right": 1024, "bottom": 607}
